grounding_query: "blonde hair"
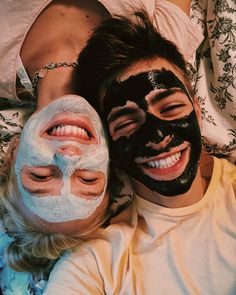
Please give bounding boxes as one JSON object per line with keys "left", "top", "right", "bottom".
{"left": 0, "top": 144, "right": 112, "bottom": 274}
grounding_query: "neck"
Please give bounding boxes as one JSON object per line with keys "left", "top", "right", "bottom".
{"left": 20, "top": 0, "right": 109, "bottom": 106}
{"left": 131, "top": 169, "right": 206, "bottom": 208}
{"left": 21, "top": 0, "right": 108, "bottom": 74}
{"left": 36, "top": 66, "right": 79, "bottom": 109}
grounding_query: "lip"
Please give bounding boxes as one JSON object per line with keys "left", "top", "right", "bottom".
{"left": 40, "top": 112, "right": 98, "bottom": 144}
{"left": 136, "top": 144, "right": 190, "bottom": 181}
{"left": 135, "top": 143, "right": 188, "bottom": 164}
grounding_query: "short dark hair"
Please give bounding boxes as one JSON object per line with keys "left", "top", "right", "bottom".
{"left": 76, "top": 9, "right": 190, "bottom": 111}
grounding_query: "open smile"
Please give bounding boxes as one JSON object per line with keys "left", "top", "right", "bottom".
{"left": 41, "top": 113, "right": 97, "bottom": 144}
{"left": 135, "top": 144, "right": 190, "bottom": 181}
{"left": 145, "top": 151, "right": 182, "bottom": 169}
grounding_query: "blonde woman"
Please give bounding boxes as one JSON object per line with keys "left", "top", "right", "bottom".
{"left": 0, "top": 94, "right": 131, "bottom": 294}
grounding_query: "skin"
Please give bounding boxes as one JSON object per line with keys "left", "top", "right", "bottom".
{"left": 167, "top": 0, "right": 191, "bottom": 15}
{"left": 7, "top": 133, "right": 109, "bottom": 234}
{"left": 21, "top": 166, "right": 106, "bottom": 200}
{"left": 12, "top": 142, "right": 108, "bottom": 234}
{"left": 13, "top": 173, "right": 109, "bottom": 235}
{"left": 20, "top": 0, "right": 191, "bottom": 110}
{"left": 101, "top": 57, "right": 205, "bottom": 208}
{"left": 20, "top": 0, "right": 109, "bottom": 109}
{"left": 11, "top": 97, "right": 109, "bottom": 234}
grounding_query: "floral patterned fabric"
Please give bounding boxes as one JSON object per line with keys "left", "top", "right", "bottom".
{"left": 0, "top": 100, "right": 34, "bottom": 167}
{"left": 190, "top": 0, "right": 236, "bottom": 164}
{"left": 0, "top": 0, "right": 235, "bottom": 166}
{"left": 0, "top": 221, "right": 47, "bottom": 295}
{"left": 0, "top": 0, "right": 235, "bottom": 293}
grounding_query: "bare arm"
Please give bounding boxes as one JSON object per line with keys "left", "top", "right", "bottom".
{"left": 166, "top": 0, "right": 191, "bottom": 15}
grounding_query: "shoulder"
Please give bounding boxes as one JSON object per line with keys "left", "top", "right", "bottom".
{"left": 45, "top": 201, "right": 139, "bottom": 293}
{"left": 0, "top": 0, "right": 51, "bottom": 100}
{"left": 45, "top": 242, "right": 105, "bottom": 294}
{"left": 209, "top": 157, "right": 236, "bottom": 204}
{"left": 214, "top": 157, "right": 236, "bottom": 182}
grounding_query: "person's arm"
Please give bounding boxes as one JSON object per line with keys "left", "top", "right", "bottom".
{"left": 44, "top": 249, "right": 104, "bottom": 295}
{"left": 166, "top": 0, "right": 191, "bottom": 15}
{"left": 151, "top": 0, "right": 203, "bottom": 61}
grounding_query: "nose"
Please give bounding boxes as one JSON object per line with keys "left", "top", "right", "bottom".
{"left": 56, "top": 145, "right": 81, "bottom": 156}
{"left": 146, "top": 135, "right": 173, "bottom": 150}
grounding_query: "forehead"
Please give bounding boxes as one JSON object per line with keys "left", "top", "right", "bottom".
{"left": 100, "top": 58, "right": 182, "bottom": 102}
{"left": 117, "top": 57, "right": 182, "bottom": 82}
{"left": 102, "top": 58, "right": 189, "bottom": 112}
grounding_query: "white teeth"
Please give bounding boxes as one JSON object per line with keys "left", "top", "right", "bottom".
{"left": 147, "top": 152, "right": 181, "bottom": 169}
{"left": 65, "top": 125, "right": 71, "bottom": 134}
{"left": 71, "top": 126, "right": 78, "bottom": 135}
{"left": 78, "top": 128, "right": 87, "bottom": 139}
{"left": 58, "top": 126, "right": 63, "bottom": 135}
{"left": 51, "top": 125, "right": 89, "bottom": 139}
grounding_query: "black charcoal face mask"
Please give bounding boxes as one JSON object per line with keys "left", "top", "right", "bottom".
{"left": 103, "top": 69, "right": 202, "bottom": 196}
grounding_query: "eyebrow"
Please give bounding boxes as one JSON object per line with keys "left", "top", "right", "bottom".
{"left": 108, "top": 107, "right": 139, "bottom": 124}
{"left": 26, "top": 188, "right": 49, "bottom": 195}
{"left": 76, "top": 190, "right": 104, "bottom": 199}
{"left": 148, "top": 88, "right": 187, "bottom": 105}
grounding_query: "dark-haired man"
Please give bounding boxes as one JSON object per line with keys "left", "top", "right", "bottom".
{"left": 45, "top": 11, "right": 236, "bottom": 295}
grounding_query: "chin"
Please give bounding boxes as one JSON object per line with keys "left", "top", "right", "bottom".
{"left": 135, "top": 159, "right": 199, "bottom": 197}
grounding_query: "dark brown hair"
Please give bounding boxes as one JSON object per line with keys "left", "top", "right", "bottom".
{"left": 76, "top": 9, "right": 190, "bottom": 111}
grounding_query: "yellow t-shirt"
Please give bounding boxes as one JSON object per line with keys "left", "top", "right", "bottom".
{"left": 45, "top": 157, "right": 236, "bottom": 295}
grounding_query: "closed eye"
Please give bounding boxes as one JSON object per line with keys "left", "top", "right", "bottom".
{"left": 114, "top": 119, "right": 139, "bottom": 132}
{"left": 110, "top": 114, "right": 145, "bottom": 141}
{"left": 147, "top": 89, "right": 193, "bottom": 120}
{"left": 74, "top": 170, "right": 104, "bottom": 186}
{"left": 73, "top": 170, "right": 106, "bottom": 197}
{"left": 109, "top": 108, "right": 145, "bottom": 141}
{"left": 30, "top": 172, "right": 54, "bottom": 182}
{"left": 78, "top": 177, "right": 98, "bottom": 184}
{"left": 160, "top": 103, "right": 185, "bottom": 114}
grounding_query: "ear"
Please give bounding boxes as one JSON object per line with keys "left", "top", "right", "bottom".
{"left": 193, "top": 96, "right": 202, "bottom": 129}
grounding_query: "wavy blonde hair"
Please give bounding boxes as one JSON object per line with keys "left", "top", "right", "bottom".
{"left": 0, "top": 139, "right": 114, "bottom": 274}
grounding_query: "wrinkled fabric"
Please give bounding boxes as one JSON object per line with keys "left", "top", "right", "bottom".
{"left": 0, "top": 0, "right": 202, "bottom": 101}
{"left": 0, "top": 0, "right": 203, "bottom": 167}
{"left": 44, "top": 157, "right": 236, "bottom": 295}
{"left": 190, "top": 0, "right": 236, "bottom": 163}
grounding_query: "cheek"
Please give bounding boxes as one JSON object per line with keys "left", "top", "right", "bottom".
{"left": 71, "top": 177, "right": 106, "bottom": 198}
{"left": 67, "top": 193, "right": 109, "bottom": 234}
{"left": 45, "top": 179, "right": 63, "bottom": 195}
{"left": 21, "top": 172, "right": 31, "bottom": 189}
{"left": 111, "top": 137, "right": 137, "bottom": 165}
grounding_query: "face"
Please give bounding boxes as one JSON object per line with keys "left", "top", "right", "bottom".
{"left": 102, "top": 58, "right": 202, "bottom": 197}
{"left": 14, "top": 95, "right": 109, "bottom": 232}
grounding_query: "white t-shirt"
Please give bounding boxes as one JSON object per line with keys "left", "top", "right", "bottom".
{"left": 44, "top": 157, "right": 236, "bottom": 295}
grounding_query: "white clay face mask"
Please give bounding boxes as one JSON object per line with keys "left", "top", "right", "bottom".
{"left": 15, "top": 95, "right": 109, "bottom": 222}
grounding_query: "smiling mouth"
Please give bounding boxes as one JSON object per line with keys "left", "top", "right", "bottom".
{"left": 41, "top": 114, "right": 97, "bottom": 143}
{"left": 144, "top": 151, "right": 182, "bottom": 169}
{"left": 48, "top": 124, "right": 90, "bottom": 140}
{"left": 135, "top": 145, "right": 190, "bottom": 181}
